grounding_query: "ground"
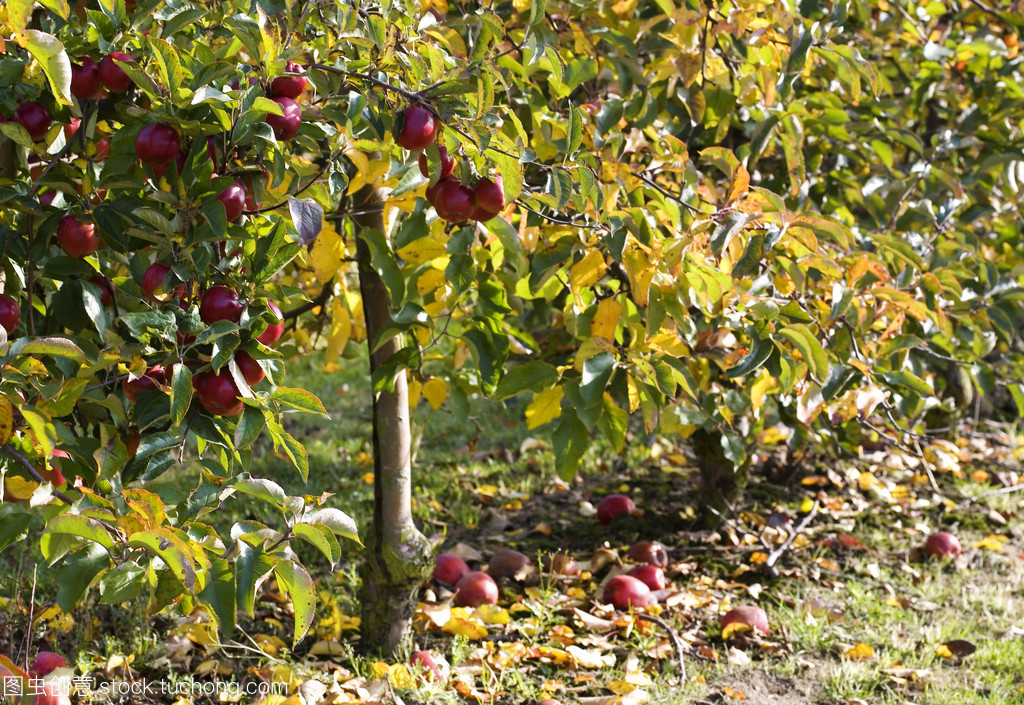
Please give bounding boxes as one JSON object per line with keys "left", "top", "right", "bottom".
{"left": 2, "top": 350, "right": 1023, "bottom": 705}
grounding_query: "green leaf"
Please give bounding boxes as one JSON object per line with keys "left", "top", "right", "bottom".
{"left": 580, "top": 353, "right": 615, "bottom": 408}
{"left": 128, "top": 529, "right": 198, "bottom": 594}
{"left": 304, "top": 507, "right": 360, "bottom": 544}
{"left": 12, "top": 337, "right": 86, "bottom": 363}
{"left": 775, "top": 324, "right": 829, "bottom": 381}
{"left": 171, "top": 364, "right": 192, "bottom": 428}
{"left": 99, "top": 563, "right": 145, "bottom": 604}
{"left": 56, "top": 544, "right": 110, "bottom": 612}
{"left": 41, "top": 514, "right": 115, "bottom": 565}
{"left": 880, "top": 370, "right": 934, "bottom": 397}
{"left": 269, "top": 387, "right": 328, "bottom": 416}
{"left": 552, "top": 410, "right": 589, "bottom": 481}
{"left": 273, "top": 560, "right": 316, "bottom": 645}
{"left": 489, "top": 148, "right": 523, "bottom": 203}
{"left": 20, "top": 30, "right": 72, "bottom": 105}
{"left": 235, "top": 542, "right": 277, "bottom": 617}
{"left": 495, "top": 361, "right": 559, "bottom": 400}
{"left": 292, "top": 523, "right": 341, "bottom": 567}
{"left": 567, "top": 105, "right": 583, "bottom": 155}
{"left": 198, "top": 556, "right": 236, "bottom": 634}
{"left": 726, "top": 329, "right": 775, "bottom": 378}
{"left": 232, "top": 477, "right": 287, "bottom": 507}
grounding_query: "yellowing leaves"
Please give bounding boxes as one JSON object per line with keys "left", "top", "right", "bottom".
{"left": 972, "top": 534, "right": 1008, "bottom": 552}
{"left": 570, "top": 249, "right": 607, "bottom": 293}
{"left": 590, "top": 298, "right": 622, "bottom": 341}
{"left": 309, "top": 224, "right": 346, "bottom": 282}
{"left": 526, "top": 386, "right": 564, "bottom": 429}
{"left": 397, "top": 236, "right": 448, "bottom": 266}
{"left": 842, "top": 643, "right": 875, "bottom": 661}
{"left": 324, "top": 298, "right": 352, "bottom": 364}
{"left": 442, "top": 607, "right": 488, "bottom": 639}
{"left": 421, "top": 377, "right": 448, "bottom": 410}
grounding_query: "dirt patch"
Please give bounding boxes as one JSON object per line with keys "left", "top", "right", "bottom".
{"left": 702, "top": 668, "right": 821, "bottom": 704}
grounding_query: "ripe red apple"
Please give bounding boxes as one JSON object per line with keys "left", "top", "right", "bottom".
{"left": 71, "top": 57, "right": 102, "bottom": 98}
{"left": 256, "top": 301, "right": 284, "bottom": 345}
{"left": 430, "top": 178, "right": 474, "bottom": 222}
{"left": 235, "top": 350, "right": 265, "bottom": 385}
{"left": 720, "top": 605, "right": 770, "bottom": 637}
{"left": 151, "top": 151, "right": 187, "bottom": 180}
{"left": 141, "top": 263, "right": 185, "bottom": 301}
{"left": 627, "top": 564, "right": 667, "bottom": 591}
{"left": 35, "top": 680, "right": 72, "bottom": 705}
{"left": 217, "top": 182, "right": 246, "bottom": 222}
{"left": 924, "top": 531, "right": 962, "bottom": 560}
{"left": 57, "top": 214, "right": 100, "bottom": 258}
{"left": 0, "top": 294, "right": 21, "bottom": 333}
{"left": 64, "top": 118, "right": 81, "bottom": 143}
{"left": 596, "top": 494, "right": 636, "bottom": 525}
{"left": 395, "top": 104, "right": 438, "bottom": 150}
{"left": 434, "top": 552, "right": 471, "bottom": 586}
{"left": 90, "top": 273, "right": 115, "bottom": 306}
{"left": 270, "top": 62, "right": 307, "bottom": 99}
{"left": 266, "top": 97, "right": 302, "bottom": 140}
{"left": 98, "top": 51, "right": 135, "bottom": 92}
{"left": 488, "top": 548, "right": 532, "bottom": 581}
{"left": 409, "top": 650, "right": 449, "bottom": 683}
{"left": 200, "top": 285, "right": 243, "bottom": 324}
{"left": 602, "top": 574, "right": 651, "bottom": 610}
{"left": 136, "top": 123, "right": 181, "bottom": 164}
{"left": 542, "top": 552, "right": 581, "bottom": 576}
{"left": 193, "top": 370, "right": 243, "bottom": 416}
{"left": 453, "top": 571, "right": 499, "bottom": 607}
{"left": 418, "top": 143, "right": 454, "bottom": 179}
{"left": 94, "top": 136, "right": 110, "bottom": 161}
{"left": 15, "top": 102, "right": 52, "bottom": 141}
{"left": 626, "top": 540, "right": 668, "bottom": 568}
{"left": 473, "top": 175, "right": 505, "bottom": 214}
{"left": 123, "top": 366, "right": 168, "bottom": 403}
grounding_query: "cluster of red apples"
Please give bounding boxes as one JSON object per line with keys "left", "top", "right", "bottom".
{"left": 2, "top": 52, "right": 308, "bottom": 419}
{"left": 0, "top": 650, "right": 71, "bottom": 705}
{"left": 394, "top": 104, "right": 506, "bottom": 222}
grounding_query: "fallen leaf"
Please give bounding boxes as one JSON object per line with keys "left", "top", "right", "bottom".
{"left": 842, "top": 643, "right": 875, "bottom": 661}
{"left": 722, "top": 685, "right": 746, "bottom": 699}
{"left": 936, "top": 640, "right": 976, "bottom": 660}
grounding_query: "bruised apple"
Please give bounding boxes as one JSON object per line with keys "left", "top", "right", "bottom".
{"left": 409, "top": 650, "right": 449, "bottom": 683}
{"left": 487, "top": 548, "right": 532, "bottom": 581}
{"left": 626, "top": 540, "right": 668, "bottom": 568}
{"left": 721, "top": 606, "right": 770, "bottom": 637}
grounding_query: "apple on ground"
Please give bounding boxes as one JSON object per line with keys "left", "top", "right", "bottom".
{"left": 596, "top": 494, "right": 637, "bottom": 525}
{"left": 627, "top": 564, "right": 667, "bottom": 591}
{"left": 453, "top": 571, "right": 498, "bottom": 607}
{"left": 433, "top": 552, "right": 470, "bottom": 586}
{"left": 924, "top": 531, "right": 962, "bottom": 560}
{"left": 29, "top": 651, "right": 67, "bottom": 678}
{"left": 720, "top": 605, "right": 770, "bottom": 638}
{"left": 602, "top": 574, "right": 651, "bottom": 610}
{"left": 488, "top": 548, "right": 532, "bottom": 581}
{"left": 542, "top": 552, "right": 581, "bottom": 576}
{"left": 626, "top": 540, "right": 669, "bottom": 567}
{"left": 409, "top": 650, "right": 450, "bottom": 683}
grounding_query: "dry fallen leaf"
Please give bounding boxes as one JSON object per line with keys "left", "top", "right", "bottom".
{"left": 842, "top": 643, "right": 876, "bottom": 661}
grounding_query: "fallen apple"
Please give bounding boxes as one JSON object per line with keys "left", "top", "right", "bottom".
{"left": 924, "top": 531, "right": 962, "bottom": 560}
{"left": 433, "top": 553, "right": 470, "bottom": 586}
{"left": 720, "top": 605, "right": 770, "bottom": 638}
{"left": 453, "top": 571, "right": 498, "bottom": 608}
{"left": 602, "top": 574, "right": 651, "bottom": 610}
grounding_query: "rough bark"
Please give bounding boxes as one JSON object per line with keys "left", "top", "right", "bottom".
{"left": 351, "top": 186, "right": 431, "bottom": 655}
{"left": 693, "top": 427, "right": 747, "bottom": 527}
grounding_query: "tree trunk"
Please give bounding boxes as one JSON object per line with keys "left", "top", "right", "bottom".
{"left": 692, "top": 427, "right": 747, "bottom": 527}
{"left": 352, "top": 186, "right": 431, "bottom": 655}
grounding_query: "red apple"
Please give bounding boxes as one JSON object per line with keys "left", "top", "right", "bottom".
{"left": 270, "top": 62, "right": 307, "bottom": 99}
{"left": 473, "top": 175, "right": 505, "bottom": 214}
{"left": 123, "top": 366, "right": 168, "bottom": 403}
{"left": 430, "top": 178, "right": 474, "bottom": 222}
{"left": 235, "top": 350, "right": 264, "bottom": 385}
{"left": 721, "top": 605, "right": 770, "bottom": 637}
{"left": 90, "top": 273, "right": 115, "bottom": 306}
{"left": 434, "top": 553, "right": 471, "bottom": 586}
{"left": 57, "top": 214, "right": 100, "bottom": 258}
{"left": 627, "top": 564, "right": 667, "bottom": 591}
{"left": 15, "top": 102, "right": 52, "bottom": 141}
{"left": 71, "top": 57, "right": 102, "bottom": 98}
{"left": 217, "top": 182, "right": 246, "bottom": 222}
{"left": 924, "top": 531, "right": 962, "bottom": 560}
{"left": 98, "top": 51, "right": 135, "bottom": 92}
{"left": 453, "top": 571, "right": 499, "bottom": 607}
{"left": 35, "top": 680, "right": 72, "bottom": 705}
{"left": 395, "top": 104, "right": 438, "bottom": 150}
{"left": 94, "top": 136, "right": 110, "bottom": 161}
{"left": 200, "top": 285, "right": 243, "bottom": 324}
{"left": 193, "top": 370, "right": 243, "bottom": 416}
{"left": 542, "top": 553, "right": 581, "bottom": 576}
{"left": 64, "top": 118, "right": 81, "bottom": 142}
{"left": 265, "top": 97, "right": 302, "bottom": 140}
{"left": 488, "top": 548, "right": 532, "bottom": 581}
{"left": 602, "top": 575, "right": 651, "bottom": 610}
{"left": 151, "top": 151, "right": 187, "bottom": 180}
{"left": 418, "top": 143, "right": 454, "bottom": 179}
{"left": 626, "top": 540, "right": 668, "bottom": 568}
{"left": 142, "top": 263, "right": 185, "bottom": 301}
{"left": 136, "top": 123, "right": 181, "bottom": 164}
{"left": 596, "top": 494, "right": 635, "bottom": 525}
{"left": 256, "top": 301, "right": 284, "bottom": 345}
{"left": 0, "top": 294, "right": 21, "bottom": 333}
{"left": 409, "top": 650, "right": 449, "bottom": 683}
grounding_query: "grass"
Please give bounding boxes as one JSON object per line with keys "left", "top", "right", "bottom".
{"left": 1, "top": 348, "right": 1023, "bottom": 704}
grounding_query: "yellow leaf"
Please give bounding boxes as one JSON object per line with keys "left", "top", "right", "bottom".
{"left": 397, "top": 237, "right": 448, "bottom": 266}
{"left": 417, "top": 268, "right": 447, "bottom": 296}
{"left": 407, "top": 378, "right": 422, "bottom": 409}
{"left": 388, "top": 664, "right": 415, "bottom": 689}
{"left": 570, "top": 249, "right": 607, "bottom": 293}
{"left": 512, "top": 0, "right": 529, "bottom": 12}
{"left": 627, "top": 375, "right": 640, "bottom": 412}
{"left": 324, "top": 298, "right": 352, "bottom": 364}
{"left": 590, "top": 297, "right": 621, "bottom": 342}
{"left": 475, "top": 604, "right": 511, "bottom": 625}
{"left": 972, "top": 534, "right": 1007, "bottom": 551}
{"left": 421, "top": 377, "right": 447, "bottom": 410}
{"left": 309, "top": 224, "right": 346, "bottom": 282}
{"left": 647, "top": 331, "right": 689, "bottom": 357}
{"left": 726, "top": 164, "right": 750, "bottom": 204}
{"left": 443, "top": 608, "right": 488, "bottom": 640}
{"left": 525, "top": 386, "right": 564, "bottom": 429}
{"left": 842, "top": 643, "right": 875, "bottom": 661}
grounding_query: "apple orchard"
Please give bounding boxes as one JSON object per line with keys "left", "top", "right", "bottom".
{"left": 0, "top": 0, "right": 1022, "bottom": 658}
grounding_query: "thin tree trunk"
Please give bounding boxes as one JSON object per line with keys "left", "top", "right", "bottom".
{"left": 693, "top": 427, "right": 747, "bottom": 527}
{"left": 352, "top": 185, "right": 431, "bottom": 655}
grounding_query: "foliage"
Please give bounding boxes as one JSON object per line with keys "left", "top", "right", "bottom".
{"left": 0, "top": 0, "right": 1022, "bottom": 647}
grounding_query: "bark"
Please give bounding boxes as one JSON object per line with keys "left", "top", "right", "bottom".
{"left": 351, "top": 186, "right": 431, "bottom": 655}
{"left": 693, "top": 427, "right": 747, "bottom": 527}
